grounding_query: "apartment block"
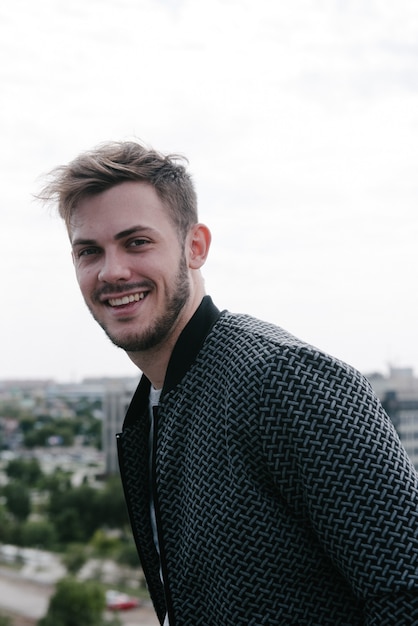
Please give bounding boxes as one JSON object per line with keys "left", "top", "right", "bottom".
{"left": 368, "top": 367, "right": 418, "bottom": 468}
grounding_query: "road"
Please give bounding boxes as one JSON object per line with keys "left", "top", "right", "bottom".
{"left": 0, "top": 568, "right": 159, "bottom": 625}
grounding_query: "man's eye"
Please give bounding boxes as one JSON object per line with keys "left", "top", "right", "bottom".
{"left": 129, "top": 238, "right": 148, "bottom": 248}
{"left": 78, "top": 247, "right": 99, "bottom": 257}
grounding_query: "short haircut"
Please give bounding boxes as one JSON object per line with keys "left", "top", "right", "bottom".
{"left": 40, "top": 140, "right": 198, "bottom": 240}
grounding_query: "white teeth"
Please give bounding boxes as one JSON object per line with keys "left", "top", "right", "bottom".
{"left": 108, "top": 292, "right": 145, "bottom": 307}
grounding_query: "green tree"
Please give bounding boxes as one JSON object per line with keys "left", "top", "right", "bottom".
{"left": 116, "top": 541, "right": 140, "bottom": 568}
{"left": 96, "top": 477, "right": 129, "bottom": 528}
{"left": 5, "top": 457, "right": 43, "bottom": 486}
{"left": 38, "top": 468, "right": 72, "bottom": 494}
{"left": 23, "top": 422, "right": 74, "bottom": 448}
{"left": 90, "top": 529, "right": 120, "bottom": 558}
{"left": 0, "top": 510, "right": 7, "bottom": 541}
{"left": 62, "top": 543, "right": 88, "bottom": 575}
{"left": 3, "top": 481, "right": 31, "bottom": 521}
{"left": 18, "top": 415, "right": 36, "bottom": 433}
{"left": 48, "top": 484, "right": 101, "bottom": 544}
{"left": 0, "top": 515, "right": 22, "bottom": 545}
{"left": 42, "top": 476, "right": 131, "bottom": 547}
{"left": 53, "top": 507, "right": 86, "bottom": 544}
{"left": 21, "top": 520, "right": 57, "bottom": 549}
{"left": 38, "top": 577, "right": 105, "bottom": 626}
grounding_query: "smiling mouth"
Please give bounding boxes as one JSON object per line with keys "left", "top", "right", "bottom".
{"left": 108, "top": 292, "right": 147, "bottom": 307}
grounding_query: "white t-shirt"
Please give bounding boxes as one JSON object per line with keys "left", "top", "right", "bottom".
{"left": 149, "top": 387, "right": 169, "bottom": 626}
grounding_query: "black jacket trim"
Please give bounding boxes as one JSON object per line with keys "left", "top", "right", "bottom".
{"left": 122, "top": 295, "right": 222, "bottom": 429}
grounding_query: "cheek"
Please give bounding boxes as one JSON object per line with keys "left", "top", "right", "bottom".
{"left": 75, "top": 266, "right": 95, "bottom": 294}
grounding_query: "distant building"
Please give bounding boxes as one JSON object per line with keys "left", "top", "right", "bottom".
{"left": 367, "top": 367, "right": 418, "bottom": 468}
{"left": 3, "top": 368, "right": 418, "bottom": 474}
{"left": 103, "top": 378, "right": 138, "bottom": 475}
{"left": 0, "top": 375, "right": 138, "bottom": 475}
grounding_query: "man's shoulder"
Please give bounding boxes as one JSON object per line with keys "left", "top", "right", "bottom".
{"left": 212, "top": 310, "right": 325, "bottom": 365}
{"left": 208, "top": 310, "right": 367, "bottom": 388}
{"left": 215, "top": 310, "right": 305, "bottom": 348}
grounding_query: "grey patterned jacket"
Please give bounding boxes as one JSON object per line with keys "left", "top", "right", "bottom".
{"left": 117, "top": 296, "right": 418, "bottom": 625}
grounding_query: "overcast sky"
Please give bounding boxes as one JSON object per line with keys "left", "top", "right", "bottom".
{"left": 1, "top": 0, "right": 418, "bottom": 382}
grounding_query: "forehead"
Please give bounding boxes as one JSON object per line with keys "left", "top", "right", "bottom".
{"left": 69, "top": 181, "right": 175, "bottom": 241}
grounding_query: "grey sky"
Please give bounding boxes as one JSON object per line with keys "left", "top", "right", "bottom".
{"left": 1, "top": 0, "right": 417, "bottom": 381}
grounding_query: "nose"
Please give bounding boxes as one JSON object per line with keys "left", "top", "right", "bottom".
{"left": 98, "top": 251, "right": 132, "bottom": 283}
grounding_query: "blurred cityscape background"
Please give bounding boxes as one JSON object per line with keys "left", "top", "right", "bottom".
{"left": 0, "top": 366, "right": 417, "bottom": 624}
{"left": 0, "top": 375, "right": 158, "bottom": 626}
{"left": 2, "top": 0, "right": 418, "bottom": 623}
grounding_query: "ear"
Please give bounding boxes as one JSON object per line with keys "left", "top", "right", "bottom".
{"left": 187, "top": 223, "right": 211, "bottom": 269}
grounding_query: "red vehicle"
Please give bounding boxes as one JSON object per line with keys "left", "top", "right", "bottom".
{"left": 106, "top": 590, "right": 140, "bottom": 611}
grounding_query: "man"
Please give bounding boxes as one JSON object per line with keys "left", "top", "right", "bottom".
{"left": 42, "top": 140, "right": 418, "bottom": 625}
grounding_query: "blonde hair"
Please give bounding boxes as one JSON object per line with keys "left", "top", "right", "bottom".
{"left": 40, "top": 140, "right": 198, "bottom": 239}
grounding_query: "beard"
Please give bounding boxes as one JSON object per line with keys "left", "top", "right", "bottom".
{"left": 89, "top": 255, "right": 191, "bottom": 353}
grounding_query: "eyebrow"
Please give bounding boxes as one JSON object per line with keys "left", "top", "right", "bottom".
{"left": 71, "top": 225, "right": 157, "bottom": 247}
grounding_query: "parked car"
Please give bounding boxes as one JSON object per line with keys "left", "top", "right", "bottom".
{"left": 106, "top": 589, "right": 141, "bottom": 611}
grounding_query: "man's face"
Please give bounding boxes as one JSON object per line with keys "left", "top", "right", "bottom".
{"left": 70, "top": 181, "right": 192, "bottom": 354}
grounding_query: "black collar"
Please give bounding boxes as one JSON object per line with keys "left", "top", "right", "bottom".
{"left": 163, "top": 296, "right": 221, "bottom": 395}
{"left": 123, "top": 296, "right": 221, "bottom": 426}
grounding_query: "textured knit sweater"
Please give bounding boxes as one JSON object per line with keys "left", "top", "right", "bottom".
{"left": 117, "top": 296, "right": 418, "bottom": 625}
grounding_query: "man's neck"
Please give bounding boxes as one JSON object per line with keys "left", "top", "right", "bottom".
{"left": 130, "top": 340, "right": 176, "bottom": 390}
{"left": 127, "top": 291, "right": 205, "bottom": 389}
